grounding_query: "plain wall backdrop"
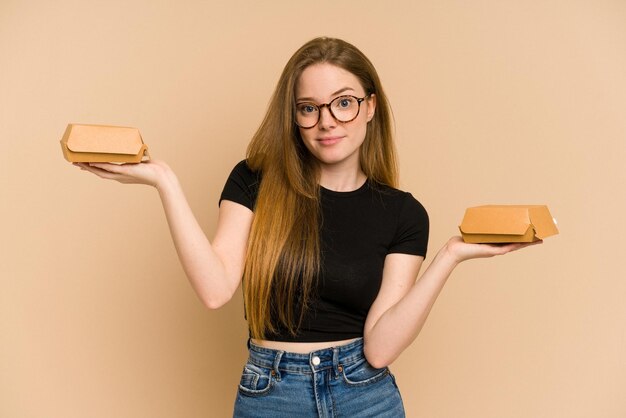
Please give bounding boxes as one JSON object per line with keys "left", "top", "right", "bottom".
{"left": 1, "top": 1, "right": 625, "bottom": 417}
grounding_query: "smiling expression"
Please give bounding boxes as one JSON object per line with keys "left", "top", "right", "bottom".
{"left": 295, "top": 63, "right": 376, "bottom": 173}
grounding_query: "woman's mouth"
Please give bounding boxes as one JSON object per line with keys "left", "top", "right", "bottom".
{"left": 318, "top": 136, "right": 343, "bottom": 146}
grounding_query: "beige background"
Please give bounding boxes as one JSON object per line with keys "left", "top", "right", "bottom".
{"left": 1, "top": 0, "right": 625, "bottom": 417}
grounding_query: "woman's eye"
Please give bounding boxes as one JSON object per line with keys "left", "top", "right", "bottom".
{"left": 298, "top": 104, "right": 317, "bottom": 114}
{"left": 337, "top": 97, "right": 353, "bottom": 108}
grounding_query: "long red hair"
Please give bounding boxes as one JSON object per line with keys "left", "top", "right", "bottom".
{"left": 244, "top": 37, "right": 398, "bottom": 339}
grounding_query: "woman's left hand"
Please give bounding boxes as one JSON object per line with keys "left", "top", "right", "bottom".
{"left": 444, "top": 236, "right": 542, "bottom": 264}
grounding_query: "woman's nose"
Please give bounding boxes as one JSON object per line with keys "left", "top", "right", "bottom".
{"left": 317, "top": 105, "right": 337, "bottom": 129}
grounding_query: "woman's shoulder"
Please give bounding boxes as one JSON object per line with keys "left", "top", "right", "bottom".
{"left": 228, "top": 159, "right": 263, "bottom": 188}
{"left": 219, "top": 159, "right": 262, "bottom": 210}
{"left": 370, "top": 181, "right": 420, "bottom": 200}
{"left": 369, "top": 181, "right": 428, "bottom": 215}
{"left": 231, "top": 159, "right": 261, "bottom": 179}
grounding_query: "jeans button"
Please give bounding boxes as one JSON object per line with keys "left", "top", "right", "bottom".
{"left": 311, "top": 356, "right": 321, "bottom": 366}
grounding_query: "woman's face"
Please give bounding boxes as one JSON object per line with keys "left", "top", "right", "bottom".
{"left": 295, "top": 63, "right": 375, "bottom": 172}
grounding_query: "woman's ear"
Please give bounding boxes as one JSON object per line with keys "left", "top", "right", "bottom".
{"left": 366, "top": 94, "right": 376, "bottom": 122}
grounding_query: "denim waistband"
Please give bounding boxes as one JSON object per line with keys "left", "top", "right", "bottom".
{"left": 246, "top": 338, "right": 365, "bottom": 376}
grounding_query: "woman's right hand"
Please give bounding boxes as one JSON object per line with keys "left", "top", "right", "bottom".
{"left": 75, "top": 158, "right": 251, "bottom": 309}
{"left": 74, "top": 160, "right": 172, "bottom": 189}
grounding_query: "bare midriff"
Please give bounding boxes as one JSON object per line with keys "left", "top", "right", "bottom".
{"left": 250, "top": 337, "right": 360, "bottom": 354}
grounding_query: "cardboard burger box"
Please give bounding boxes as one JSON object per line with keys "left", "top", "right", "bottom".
{"left": 60, "top": 124, "right": 150, "bottom": 163}
{"left": 459, "top": 205, "right": 559, "bottom": 243}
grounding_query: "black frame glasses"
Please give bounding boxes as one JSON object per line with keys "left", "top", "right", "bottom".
{"left": 294, "top": 94, "right": 371, "bottom": 129}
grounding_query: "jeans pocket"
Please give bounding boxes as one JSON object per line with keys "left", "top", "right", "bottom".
{"left": 341, "top": 358, "right": 389, "bottom": 387}
{"left": 237, "top": 362, "right": 274, "bottom": 397}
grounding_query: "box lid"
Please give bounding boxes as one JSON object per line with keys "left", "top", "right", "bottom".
{"left": 64, "top": 124, "right": 144, "bottom": 155}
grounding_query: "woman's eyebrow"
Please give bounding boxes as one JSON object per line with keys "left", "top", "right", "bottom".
{"left": 296, "top": 87, "right": 355, "bottom": 102}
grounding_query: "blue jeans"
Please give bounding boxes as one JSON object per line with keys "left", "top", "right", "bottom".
{"left": 233, "top": 338, "right": 405, "bottom": 417}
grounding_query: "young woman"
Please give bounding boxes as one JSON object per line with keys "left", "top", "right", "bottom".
{"left": 77, "top": 37, "right": 539, "bottom": 417}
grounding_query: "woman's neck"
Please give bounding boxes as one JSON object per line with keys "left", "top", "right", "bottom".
{"left": 318, "top": 166, "right": 367, "bottom": 192}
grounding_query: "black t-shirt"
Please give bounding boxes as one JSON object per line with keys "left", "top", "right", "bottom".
{"left": 219, "top": 160, "right": 429, "bottom": 342}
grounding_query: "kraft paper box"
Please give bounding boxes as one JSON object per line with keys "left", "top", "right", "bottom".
{"left": 60, "top": 124, "right": 150, "bottom": 163}
{"left": 459, "top": 205, "right": 559, "bottom": 243}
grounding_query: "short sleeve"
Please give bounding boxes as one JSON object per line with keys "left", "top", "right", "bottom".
{"left": 388, "top": 193, "right": 429, "bottom": 257}
{"left": 218, "top": 160, "right": 261, "bottom": 211}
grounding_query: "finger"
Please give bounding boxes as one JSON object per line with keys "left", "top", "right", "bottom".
{"left": 74, "top": 162, "right": 99, "bottom": 173}
{"left": 512, "top": 240, "right": 543, "bottom": 249}
{"left": 88, "top": 162, "right": 127, "bottom": 173}
{"left": 497, "top": 240, "right": 543, "bottom": 254}
{"left": 73, "top": 162, "right": 114, "bottom": 173}
{"left": 75, "top": 163, "right": 123, "bottom": 180}
{"left": 517, "top": 240, "right": 543, "bottom": 250}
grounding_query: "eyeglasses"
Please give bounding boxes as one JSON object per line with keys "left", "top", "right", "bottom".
{"left": 295, "top": 94, "right": 370, "bottom": 129}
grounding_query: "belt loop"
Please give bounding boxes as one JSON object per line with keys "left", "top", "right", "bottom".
{"left": 332, "top": 347, "right": 341, "bottom": 379}
{"left": 272, "top": 350, "right": 284, "bottom": 381}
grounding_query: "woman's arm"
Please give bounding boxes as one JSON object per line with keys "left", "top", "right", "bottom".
{"left": 76, "top": 161, "right": 253, "bottom": 309}
{"left": 363, "top": 237, "right": 541, "bottom": 368}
